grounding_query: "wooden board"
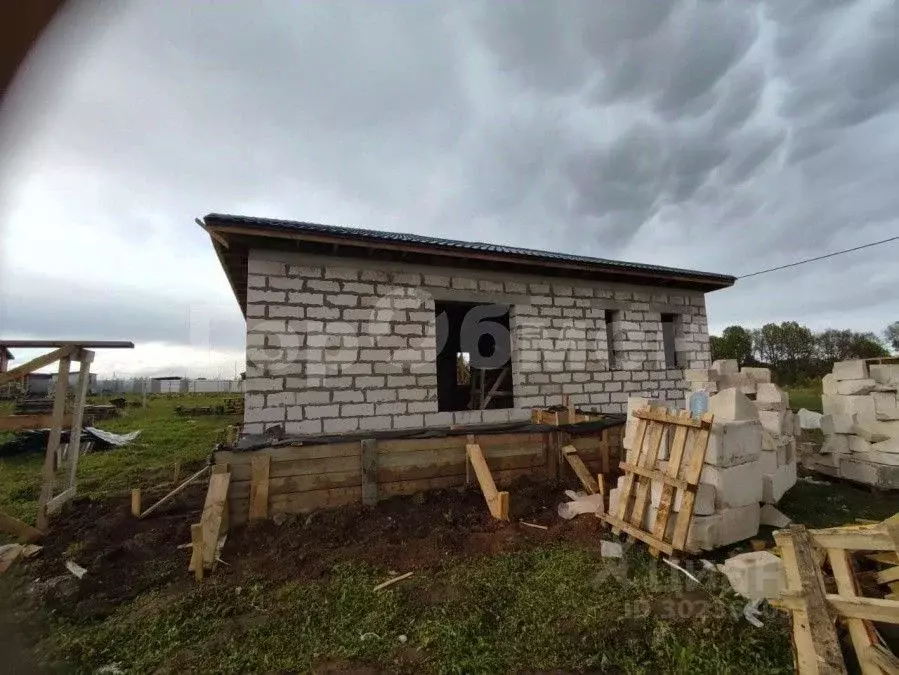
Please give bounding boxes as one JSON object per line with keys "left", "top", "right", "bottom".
{"left": 827, "top": 547, "right": 882, "bottom": 675}
{"left": 0, "top": 413, "right": 73, "bottom": 432}
{"left": 248, "top": 455, "right": 270, "bottom": 520}
{"left": 200, "top": 473, "right": 231, "bottom": 568}
{"left": 629, "top": 420, "right": 664, "bottom": 531}
{"left": 0, "top": 509, "right": 43, "bottom": 542}
{"left": 671, "top": 413, "right": 714, "bottom": 551}
{"left": 652, "top": 410, "right": 691, "bottom": 556}
{"left": 0, "top": 345, "right": 75, "bottom": 387}
{"left": 361, "top": 439, "right": 378, "bottom": 506}
{"left": 466, "top": 443, "right": 509, "bottom": 520}
{"left": 36, "top": 354, "right": 71, "bottom": 532}
{"left": 612, "top": 417, "right": 648, "bottom": 535}
{"left": 561, "top": 445, "right": 598, "bottom": 494}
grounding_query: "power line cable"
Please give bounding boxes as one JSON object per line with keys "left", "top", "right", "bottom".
{"left": 737, "top": 234, "right": 899, "bottom": 279}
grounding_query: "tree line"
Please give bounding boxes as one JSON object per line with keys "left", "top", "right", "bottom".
{"left": 710, "top": 321, "right": 899, "bottom": 386}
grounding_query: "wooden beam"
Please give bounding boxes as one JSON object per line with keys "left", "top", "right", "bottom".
{"left": 561, "top": 445, "right": 598, "bottom": 494}
{"left": 632, "top": 408, "right": 709, "bottom": 428}
{"left": 190, "top": 523, "right": 204, "bottom": 581}
{"left": 0, "top": 509, "right": 43, "bottom": 542}
{"left": 140, "top": 465, "right": 211, "bottom": 518}
{"left": 65, "top": 350, "right": 93, "bottom": 490}
{"left": 479, "top": 366, "right": 509, "bottom": 410}
{"left": 248, "top": 454, "right": 270, "bottom": 521}
{"left": 0, "top": 345, "right": 74, "bottom": 386}
{"left": 0, "top": 413, "right": 72, "bottom": 432}
{"left": 131, "top": 489, "right": 142, "bottom": 518}
{"left": 360, "top": 438, "right": 378, "bottom": 506}
{"left": 466, "top": 443, "right": 509, "bottom": 521}
{"left": 200, "top": 472, "right": 231, "bottom": 567}
{"left": 827, "top": 547, "right": 884, "bottom": 675}
{"left": 44, "top": 486, "right": 76, "bottom": 515}
{"left": 827, "top": 596, "right": 899, "bottom": 624}
{"left": 809, "top": 527, "right": 895, "bottom": 551}
{"left": 0, "top": 340, "right": 134, "bottom": 349}
{"left": 36, "top": 354, "right": 71, "bottom": 531}
{"left": 600, "top": 513, "right": 674, "bottom": 556}
{"left": 672, "top": 413, "right": 714, "bottom": 551}
{"left": 618, "top": 462, "right": 690, "bottom": 491}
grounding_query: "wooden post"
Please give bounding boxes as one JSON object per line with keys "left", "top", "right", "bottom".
{"left": 466, "top": 443, "right": 509, "bottom": 521}
{"left": 131, "top": 489, "right": 142, "bottom": 517}
{"left": 249, "top": 454, "right": 271, "bottom": 520}
{"left": 66, "top": 350, "right": 94, "bottom": 491}
{"left": 36, "top": 354, "right": 71, "bottom": 531}
{"left": 190, "top": 523, "right": 204, "bottom": 581}
{"left": 360, "top": 439, "right": 378, "bottom": 506}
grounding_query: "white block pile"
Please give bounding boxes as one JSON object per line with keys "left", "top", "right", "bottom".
{"left": 808, "top": 360, "right": 899, "bottom": 489}
{"left": 609, "top": 361, "right": 799, "bottom": 553}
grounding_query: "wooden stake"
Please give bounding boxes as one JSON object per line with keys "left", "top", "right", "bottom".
{"left": 36, "top": 354, "right": 70, "bottom": 531}
{"left": 249, "top": 454, "right": 271, "bottom": 520}
{"left": 520, "top": 521, "right": 548, "bottom": 531}
{"left": 190, "top": 524, "right": 204, "bottom": 581}
{"left": 561, "top": 444, "right": 598, "bottom": 493}
{"left": 131, "top": 489, "right": 142, "bottom": 517}
{"left": 66, "top": 350, "right": 94, "bottom": 490}
{"left": 139, "top": 465, "right": 210, "bottom": 519}
{"left": 373, "top": 571, "right": 413, "bottom": 592}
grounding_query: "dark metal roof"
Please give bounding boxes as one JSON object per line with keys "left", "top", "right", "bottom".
{"left": 205, "top": 213, "right": 734, "bottom": 284}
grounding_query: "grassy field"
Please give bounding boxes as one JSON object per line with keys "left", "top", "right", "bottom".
{"left": 0, "top": 394, "right": 241, "bottom": 524}
{"left": 0, "top": 392, "right": 894, "bottom": 672}
{"left": 785, "top": 382, "right": 823, "bottom": 413}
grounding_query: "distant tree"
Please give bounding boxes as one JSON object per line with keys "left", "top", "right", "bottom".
{"left": 885, "top": 322, "right": 899, "bottom": 352}
{"left": 710, "top": 325, "right": 753, "bottom": 365}
{"left": 848, "top": 332, "right": 889, "bottom": 359}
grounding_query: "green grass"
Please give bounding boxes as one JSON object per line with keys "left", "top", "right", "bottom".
{"left": 0, "top": 394, "right": 240, "bottom": 523}
{"left": 785, "top": 383, "right": 823, "bottom": 412}
{"left": 41, "top": 546, "right": 793, "bottom": 674}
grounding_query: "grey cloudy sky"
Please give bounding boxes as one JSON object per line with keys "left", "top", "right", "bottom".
{"left": 1, "top": 0, "right": 897, "bottom": 376}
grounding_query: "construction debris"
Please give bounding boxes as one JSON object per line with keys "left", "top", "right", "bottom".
{"left": 557, "top": 493, "right": 604, "bottom": 520}
{"left": 807, "top": 359, "right": 899, "bottom": 489}
{"left": 373, "top": 571, "right": 413, "bottom": 592}
{"left": 600, "top": 540, "right": 623, "bottom": 558}
{"left": 760, "top": 504, "right": 792, "bottom": 528}
{"left": 520, "top": 521, "right": 548, "bottom": 531}
{"left": 721, "top": 550, "right": 786, "bottom": 601}
{"left": 65, "top": 560, "right": 87, "bottom": 579}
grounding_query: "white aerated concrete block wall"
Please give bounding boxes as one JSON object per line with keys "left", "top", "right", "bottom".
{"left": 241, "top": 249, "right": 712, "bottom": 434}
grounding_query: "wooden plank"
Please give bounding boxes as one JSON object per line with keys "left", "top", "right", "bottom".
{"left": 0, "top": 509, "right": 43, "bottom": 542}
{"left": 229, "top": 486, "right": 363, "bottom": 525}
{"left": 0, "top": 345, "right": 75, "bottom": 387}
{"left": 600, "top": 513, "right": 674, "bottom": 556}
{"left": 479, "top": 365, "right": 509, "bottom": 409}
{"left": 809, "top": 528, "right": 895, "bottom": 551}
{"left": 865, "top": 645, "right": 899, "bottom": 674}
{"left": 652, "top": 410, "right": 692, "bottom": 556}
{"left": 466, "top": 443, "right": 508, "bottom": 521}
{"left": 781, "top": 526, "right": 848, "bottom": 674}
{"left": 65, "top": 351, "right": 94, "bottom": 490}
{"left": 866, "top": 552, "right": 899, "bottom": 565}
{"left": 226, "top": 454, "right": 362, "bottom": 481}
{"left": 190, "top": 523, "right": 204, "bottom": 581}
{"left": 360, "top": 439, "right": 378, "bottom": 506}
{"left": 613, "top": 417, "right": 648, "bottom": 535}
{"left": 0, "top": 340, "right": 134, "bottom": 349}
{"left": 875, "top": 565, "right": 899, "bottom": 586}
{"left": 140, "top": 465, "right": 211, "bottom": 518}
{"left": 0, "top": 413, "right": 73, "bottom": 432}
{"left": 131, "top": 489, "right": 142, "bottom": 517}
{"left": 671, "top": 413, "right": 714, "bottom": 551}
{"left": 828, "top": 547, "right": 883, "bottom": 674}
{"left": 633, "top": 407, "right": 708, "bottom": 428}
{"left": 45, "top": 486, "right": 76, "bottom": 515}
{"left": 248, "top": 455, "right": 270, "bottom": 520}
{"left": 826, "top": 596, "right": 899, "bottom": 624}
{"left": 629, "top": 420, "right": 664, "bottom": 530}
{"left": 618, "top": 462, "right": 690, "bottom": 491}
{"left": 36, "top": 354, "right": 71, "bottom": 531}
{"left": 200, "top": 472, "right": 230, "bottom": 567}
{"left": 561, "top": 445, "right": 598, "bottom": 493}
{"left": 214, "top": 442, "right": 362, "bottom": 466}
{"left": 230, "top": 470, "right": 361, "bottom": 499}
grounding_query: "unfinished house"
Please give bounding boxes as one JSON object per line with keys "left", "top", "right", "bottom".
{"left": 201, "top": 213, "right": 735, "bottom": 520}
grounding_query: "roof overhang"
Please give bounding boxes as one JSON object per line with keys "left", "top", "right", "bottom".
{"left": 200, "top": 213, "right": 736, "bottom": 317}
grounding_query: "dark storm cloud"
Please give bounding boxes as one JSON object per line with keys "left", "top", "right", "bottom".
{"left": 2, "top": 0, "right": 899, "bottom": 373}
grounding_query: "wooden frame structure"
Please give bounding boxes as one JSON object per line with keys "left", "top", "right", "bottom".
{"left": 0, "top": 340, "right": 133, "bottom": 534}
{"left": 771, "top": 519, "right": 899, "bottom": 674}
{"left": 214, "top": 422, "right": 623, "bottom": 525}
{"left": 599, "top": 406, "right": 714, "bottom": 557}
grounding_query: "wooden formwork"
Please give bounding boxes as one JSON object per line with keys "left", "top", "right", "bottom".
{"left": 213, "top": 422, "right": 623, "bottom": 525}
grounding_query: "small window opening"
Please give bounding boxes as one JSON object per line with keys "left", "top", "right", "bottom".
{"left": 435, "top": 300, "right": 513, "bottom": 411}
{"left": 661, "top": 313, "right": 680, "bottom": 369}
{"left": 604, "top": 309, "right": 619, "bottom": 370}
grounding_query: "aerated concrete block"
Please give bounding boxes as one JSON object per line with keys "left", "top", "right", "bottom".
{"left": 722, "top": 550, "right": 786, "bottom": 601}
{"left": 821, "top": 395, "right": 844, "bottom": 415}
{"left": 840, "top": 456, "right": 899, "bottom": 489}
{"left": 700, "top": 459, "right": 763, "bottom": 508}
{"left": 853, "top": 450, "right": 899, "bottom": 466}
{"left": 741, "top": 367, "right": 772, "bottom": 385}
{"left": 849, "top": 435, "right": 873, "bottom": 453}
{"left": 762, "top": 460, "right": 797, "bottom": 504}
{"left": 709, "top": 389, "right": 759, "bottom": 422}
{"left": 852, "top": 419, "right": 891, "bottom": 443}
{"left": 871, "top": 364, "right": 899, "bottom": 386}
{"left": 833, "top": 360, "right": 869, "bottom": 381}
{"left": 820, "top": 414, "right": 854, "bottom": 435}
{"left": 873, "top": 437, "right": 899, "bottom": 454}
{"left": 758, "top": 410, "right": 790, "bottom": 436}
{"left": 842, "top": 395, "right": 877, "bottom": 421}
{"left": 755, "top": 383, "right": 789, "bottom": 411}
{"left": 821, "top": 433, "right": 850, "bottom": 455}
{"left": 760, "top": 450, "right": 778, "bottom": 474}
{"left": 873, "top": 392, "right": 899, "bottom": 420}
{"left": 650, "top": 480, "right": 717, "bottom": 516}
{"left": 718, "top": 372, "right": 755, "bottom": 394}
{"left": 822, "top": 374, "right": 838, "bottom": 395}
{"left": 684, "top": 369, "right": 715, "bottom": 383}
{"left": 717, "top": 503, "right": 761, "bottom": 547}
{"left": 836, "top": 378, "right": 877, "bottom": 396}
{"left": 712, "top": 359, "right": 739, "bottom": 375}
{"left": 704, "top": 420, "right": 763, "bottom": 467}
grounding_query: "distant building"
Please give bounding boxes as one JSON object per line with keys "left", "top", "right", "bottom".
{"left": 149, "top": 376, "right": 187, "bottom": 394}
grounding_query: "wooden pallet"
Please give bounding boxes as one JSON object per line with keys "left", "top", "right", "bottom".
{"left": 598, "top": 406, "right": 713, "bottom": 557}
{"left": 771, "top": 519, "right": 899, "bottom": 674}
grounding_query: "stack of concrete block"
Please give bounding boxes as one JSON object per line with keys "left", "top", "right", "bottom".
{"left": 754, "top": 383, "right": 798, "bottom": 504}
{"left": 811, "top": 360, "right": 899, "bottom": 488}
